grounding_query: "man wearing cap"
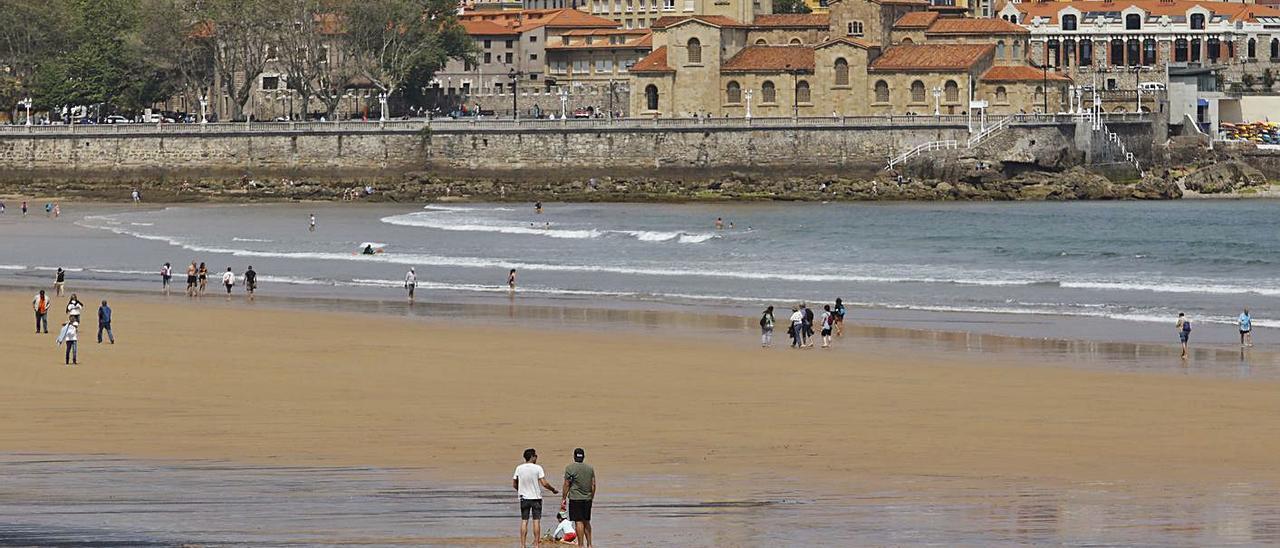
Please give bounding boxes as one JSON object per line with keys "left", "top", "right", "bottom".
{"left": 513, "top": 448, "right": 558, "bottom": 548}
{"left": 561, "top": 448, "right": 596, "bottom": 547}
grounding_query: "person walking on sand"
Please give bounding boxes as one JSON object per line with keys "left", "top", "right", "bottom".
{"left": 405, "top": 268, "right": 417, "bottom": 303}
{"left": 22, "top": 201, "right": 28, "bottom": 216}
{"left": 186, "top": 262, "right": 198, "bottom": 297}
{"left": 760, "top": 306, "right": 775, "bottom": 348}
{"left": 53, "top": 203, "right": 60, "bottom": 218}
{"left": 160, "top": 262, "right": 173, "bottom": 295}
{"left": 132, "top": 189, "right": 141, "bottom": 203}
{"left": 513, "top": 448, "right": 559, "bottom": 548}
{"left": 57, "top": 319, "right": 79, "bottom": 365}
{"left": 33, "top": 290, "right": 50, "bottom": 334}
{"left": 65, "top": 294, "right": 83, "bottom": 325}
{"left": 221, "top": 267, "right": 235, "bottom": 299}
{"left": 97, "top": 300, "right": 114, "bottom": 344}
{"left": 561, "top": 448, "right": 596, "bottom": 548}
{"left": 198, "top": 262, "right": 208, "bottom": 296}
{"left": 1176, "top": 313, "right": 1192, "bottom": 359}
{"left": 244, "top": 266, "right": 257, "bottom": 300}
{"left": 53, "top": 267, "right": 66, "bottom": 296}
{"left": 789, "top": 306, "right": 803, "bottom": 348}
{"left": 820, "top": 304, "right": 834, "bottom": 349}
{"left": 309, "top": 214, "right": 316, "bottom": 232}
{"left": 833, "top": 298, "right": 847, "bottom": 337}
{"left": 1239, "top": 309, "right": 1254, "bottom": 347}
{"left": 508, "top": 269, "right": 517, "bottom": 291}
{"left": 801, "top": 303, "right": 814, "bottom": 348}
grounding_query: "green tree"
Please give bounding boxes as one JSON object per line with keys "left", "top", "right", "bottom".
{"left": 346, "top": 0, "right": 472, "bottom": 114}
{"left": 138, "top": 0, "right": 217, "bottom": 113}
{"left": 772, "top": 0, "right": 813, "bottom": 14}
{"left": 0, "top": 0, "right": 73, "bottom": 113}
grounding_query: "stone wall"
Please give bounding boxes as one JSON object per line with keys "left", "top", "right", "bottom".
{"left": 0, "top": 119, "right": 1154, "bottom": 183}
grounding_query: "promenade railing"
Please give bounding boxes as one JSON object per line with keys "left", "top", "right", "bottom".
{"left": 0, "top": 113, "right": 1151, "bottom": 136}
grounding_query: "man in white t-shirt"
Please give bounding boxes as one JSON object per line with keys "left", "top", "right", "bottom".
{"left": 513, "top": 448, "right": 559, "bottom": 548}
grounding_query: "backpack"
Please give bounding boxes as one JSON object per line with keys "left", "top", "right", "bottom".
{"left": 759, "top": 314, "right": 769, "bottom": 327}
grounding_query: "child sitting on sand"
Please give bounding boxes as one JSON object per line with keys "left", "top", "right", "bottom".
{"left": 549, "top": 509, "right": 576, "bottom": 544}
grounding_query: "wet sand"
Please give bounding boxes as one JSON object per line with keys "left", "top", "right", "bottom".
{"left": 3, "top": 290, "right": 1280, "bottom": 543}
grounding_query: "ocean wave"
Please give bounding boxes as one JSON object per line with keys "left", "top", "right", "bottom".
{"left": 0, "top": 264, "right": 26, "bottom": 270}
{"left": 232, "top": 237, "right": 274, "bottom": 243}
{"left": 1061, "top": 281, "right": 1280, "bottom": 297}
{"left": 387, "top": 211, "right": 720, "bottom": 244}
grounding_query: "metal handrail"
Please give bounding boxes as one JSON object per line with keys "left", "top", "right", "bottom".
{"left": 886, "top": 139, "right": 958, "bottom": 169}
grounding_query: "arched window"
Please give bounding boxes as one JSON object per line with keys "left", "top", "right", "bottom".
{"left": 1190, "top": 13, "right": 1205, "bottom": 30}
{"left": 762, "top": 81, "right": 776, "bottom": 103}
{"left": 1113, "top": 106, "right": 1127, "bottom": 113}
{"left": 1208, "top": 37, "right": 1221, "bottom": 61}
{"left": 755, "top": 38, "right": 767, "bottom": 45}
{"left": 1125, "top": 13, "right": 1141, "bottom": 30}
{"left": 796, "top": 80, "right": 811, "bottom": 103}
{"left": 687, "top": 38, "right": 701, "bottom": 64}
{"left": 874, "top": 80, "right": 889, "bottom": 103}
{"left": 1080, "top": 39, "right": 1093, "bottom": 66}
{"left": 1064, "top": 38, "right": 1076, "bottom": 67}
{"left": 910, "top": 80, "right": 925, "bottom": 103}
{"left": 996, "top": 40, "right": 1006, "bottom": 59}
{"left": 1190, "top": 38, "right": 1201, "bottom": 62}
{"left": 1062, "top": 14, "right": 1077, "bottom": 31}
{"left": 834, "top": 58, "right": 849, "bottom": 86}
{"left": 789, "top": 37, "right": 802, "bottom": 45}
{"left": 645, "top": 84, "right": 658, "bottom": 110}
{"left": 944, "top": 80, "right": 959, "bottom": 102}
{"left": 1175, "top": 38, "right": 1188, "bottom": 62}
{"left": 1111, "top": 38, "right": 1124, "bottom": 65}
{"left": 1143, "top": 38, "right": 1156, "bottom": 65}
{"left": 995, "top": 86, "right": 1007, "bottom": 103}
{"left": 1247, "top": 38, "right": 1256, "bottom": 59}
{"left": 726, "top": 81, "right": 741, "bottom": 104}
{"left": 1126, "top": 38, "right": 1140, "bottom": 66}
{"left": 1010, "top": 14, "right": 1017, "bottom": 24}
{"left": 1033, "top": 85, "right": 1045, "bottom": 109}
{"left": 1273, "top": 38, "right": 1279, "bottom": 60}
{"left": 1012, "top": 40, "right": 1022, "bottom": 60}
{"left": 900, "top": 37, "right": 914, "bottom": 45}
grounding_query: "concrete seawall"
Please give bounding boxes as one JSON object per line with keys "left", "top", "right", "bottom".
{"left": 0, "top": 115, "right": 1155, "bottom": 182}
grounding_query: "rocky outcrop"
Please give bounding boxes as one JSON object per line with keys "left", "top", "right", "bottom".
{"left": 1179, "top": 160, "right": 1268, "bottom": 194}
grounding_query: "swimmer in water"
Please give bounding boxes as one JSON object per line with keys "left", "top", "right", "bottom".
{"left": 715, "top": 217, "right": 724, "bottom": 230}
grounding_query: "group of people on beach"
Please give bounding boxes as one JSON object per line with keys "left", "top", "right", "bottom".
{"left": 0, "top": 200, "right": 61, "bottom": 217}
{"left": 760, "top": 299, "right": 846, "bottom": 349}
{"left": 512, "top": 447, "right": 597, "bottom": 547}
{"left": 32, "top": 273, "right": 115, "bottom": 366}
{"left": 163, "top": 261, "right": 257, "bottom": 300}
{"left": 1175, "top": 309, "right": 1256, "bottom": 359}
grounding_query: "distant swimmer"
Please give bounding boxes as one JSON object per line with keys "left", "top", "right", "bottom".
{"left": 728, "top": 222, "right": 735, "bottom": 229}
{"left": 405, "top": 268, "right": 417, "bottom": 303}
{"left": 715, "top": 217, "right": 724, "bottom": 230}
{"left": 535, "top": 201, "right": 543, "bottom": 214}
{"left": 508, "top": 269, "right": 517, "bottom": 291}
{"left": 309, "top": 214, "right": 316, "bottom": 232}
{"left": 363, "top": 244, "right": 376, "bottom": 255}
{"left": 1239, "top": 309, "right": 1253, "bottom": 347}
{"left": 1176, "top": 312, "right": 1192, "bottom": 360}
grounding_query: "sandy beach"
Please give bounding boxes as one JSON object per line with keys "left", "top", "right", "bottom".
{"left": 5, "top": 288, "right": 1279, "bottom": 490}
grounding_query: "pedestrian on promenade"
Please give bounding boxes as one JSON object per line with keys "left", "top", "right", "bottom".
{"left": 833, "top": 298, "right": 846, "bottom": 337}
{"left": 561, "top": 448, "right": 596, "bottom": 547}
{"left": 54, "top": 267, "right": 66, "bottom": 296}
{"left": 33, "top": 290, "right": 50, "bottom": 333}
{"left": 513, "top": 448, "right": 559, "bottom": 548}
{"left": 405, "top": 268, "right": 417, "bottom": 303}
{"left": 760, "top": 306, "right": 774, "bottom": 348}
{"left": 160, "top": 262, "right": 172, "bottom": 295}
{"left": 97, "top": 300, "right": 114, "bottom": 344}
{"left": 244, "top": 266, "right": 257, "bottom": 300}
{"left": 221, "top": 267, "right": 235, "bottom": 299}
{"left": 1239, "top": 309, "right": 1254, "bottom": 347}
{"left": 820, "top": 304, "right": 834, "bottom": 349}
{"left": 198, "top": 262, "right": 208, "bottom": 295}
{"left": 57, "top": 319, "right": 79, "bottom": 365}
{"left": 789, "top": 306, "right": 803, "bottom": 348}
{"left": 1176, "top": 312, "right": 1192, "bottom": 360}
{"left": 66, "top": 294, "right": 83, "bottom": 324}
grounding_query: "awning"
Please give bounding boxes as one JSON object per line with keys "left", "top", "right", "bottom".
{"left": 1198, "top": 98, "right": 1209, "bottom": 106}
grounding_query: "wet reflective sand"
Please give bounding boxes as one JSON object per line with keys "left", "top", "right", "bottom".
{"left": 3, "top": 454, "right": 1278, "bottom": 546}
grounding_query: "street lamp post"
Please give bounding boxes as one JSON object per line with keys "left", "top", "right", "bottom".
{"left": 744, "top": 89, "right": 753, "bottom": 119}
{"left": 508, "top": 69, "right": 521, "bottom": 119}
{"left": 932, "top": 86, "right": 941, "bottom": 116}
{"left": 199, "top": 96, "right": 208, "bottom": 124}
{"left": 378, "top": 92, "right": 389, "bottom": 121}
{"left": 559, "top": 88, "right": 569, "bottom": 120}
{"left": 1133, "top": 66, "right": 1142, "bottom": 113}
{"left": 20, "top": 97, "right": 32, "bottom": 126}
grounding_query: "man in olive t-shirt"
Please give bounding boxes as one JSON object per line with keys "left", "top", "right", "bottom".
{"left": 561, "top": 447, "right": 596, "bottom": 547}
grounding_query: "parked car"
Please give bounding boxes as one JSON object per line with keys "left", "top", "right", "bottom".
{"left": 1138, "top": 82, "right": 1166, "bottom": 92}
{"left": 572, "top": 108, "right": 592, "bottom": 119}
{"left": 104, "top": 115, "right": 131, "bottom": 124}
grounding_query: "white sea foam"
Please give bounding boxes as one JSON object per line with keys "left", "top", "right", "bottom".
{"left": 0, "top": 264, "right": 26, "bottom": 270}
{"left": 1062, "top": 280, "right": 1280, "bottom": 297}
{"left": 389, "top": 211, "right": 719, "bottom": 244}
{"left": 232, "top": 237, "right": 274, "bottom": 243}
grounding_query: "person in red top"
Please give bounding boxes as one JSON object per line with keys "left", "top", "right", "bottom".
{"left": 32, "top": 290, "right": 50, "bottom": 333}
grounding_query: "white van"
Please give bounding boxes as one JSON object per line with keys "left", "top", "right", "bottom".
{"left": 1138, "top": 82, "right": 1166, "bottom": 92}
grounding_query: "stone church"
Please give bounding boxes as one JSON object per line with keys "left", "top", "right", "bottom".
{"left": 628, "top": 0, "right": 1069, "bottom": 117}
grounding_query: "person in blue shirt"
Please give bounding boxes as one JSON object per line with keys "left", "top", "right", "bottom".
{"left": 1239, "top": 309, "right": 1253, "bottom": 348}
{"left": 97, "top": 300, "right": 114, "bottom": 344}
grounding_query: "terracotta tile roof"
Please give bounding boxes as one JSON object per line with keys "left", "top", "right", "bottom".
{"left": 461, "top": 20, "right": 521, "bottom": 35}
{"left": 650, "top": 15, "right": 748, "bottom": 29}
{"left": 982, "top": 65, "right": 1072, "bottom": 82}
{"left": 721, "top": 46, "right": 815, "bottom": 72}
{"left": 869, "top": 44, "right": 994, "bottom": 71}
{"left": 516, "top": 9, "right": 619, "bottom": 31}
{"left": 926, "top": 17, "right": 1029, "bottom": 35}
{"left": 752, "top": 14, "right": 831, "bottom": 27}
{"left": 1012, "top": 0, "right": 1280, "bottom": 24}
{"left": 630, "top": 46, "right": 674, "bottom": 73}
{"left": 893, "top": 11, "right": 939, "bottom": 29}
